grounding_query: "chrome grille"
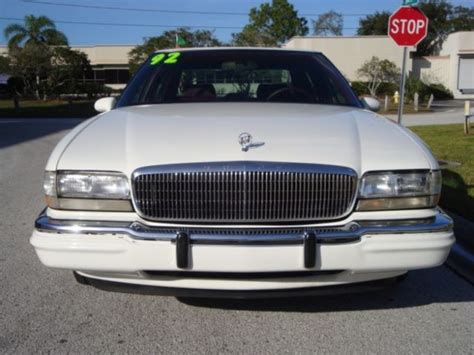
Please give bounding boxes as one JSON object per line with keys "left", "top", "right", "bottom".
{"left": 132, "top": 162, "right": 357, "bottom": 223}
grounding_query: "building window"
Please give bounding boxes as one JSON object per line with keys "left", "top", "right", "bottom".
{"left": 92, "top": 68, "right": 130, "bottom": 84}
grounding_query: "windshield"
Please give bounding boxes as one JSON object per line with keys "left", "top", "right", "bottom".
{"left": 117, "top": 49, "right": 361, "bottom": 108}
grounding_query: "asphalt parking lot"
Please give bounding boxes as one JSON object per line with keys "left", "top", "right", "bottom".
{"left": 0, "top": 118, "right": 473, "bottom": 354}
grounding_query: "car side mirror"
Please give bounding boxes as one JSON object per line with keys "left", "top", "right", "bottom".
{"left": 361, "top": 96, "right": 381, "bottom": 112}
{"left": 94, "top": 97, "right": 116, "bottom": 113}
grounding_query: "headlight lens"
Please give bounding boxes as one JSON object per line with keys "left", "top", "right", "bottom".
{"left": 57, "top": 172, "right": 130, "bottom": 199}
{"left": 359, "top": 171, "right": 441, "bottom": 198}
{"left": 43, "top": 171, "right": 57, "bottom": 197}
{"left": 357, "top": 171, "right": 441, "bottom": 211}
{"left": 43, "top": 171, "right": 132, "bottom": 211}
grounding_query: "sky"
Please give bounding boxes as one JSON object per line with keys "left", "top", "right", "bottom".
{"left": 1, "top": 0, "right": 473, "bottom": 46}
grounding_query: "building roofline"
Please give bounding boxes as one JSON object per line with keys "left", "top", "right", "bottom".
{"left": 447, "top": 31, "right": 474, "bottom": 35}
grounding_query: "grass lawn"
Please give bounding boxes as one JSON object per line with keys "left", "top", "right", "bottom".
{"left": 0, "top": 99, "right": 97, "bottom": 118}
{"left": 410, "top": 124, "right": 474, "bottom": 221}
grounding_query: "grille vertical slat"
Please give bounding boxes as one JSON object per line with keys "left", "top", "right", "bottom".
{"left": 133, "top": 164, "right": 357, "bottom": 222}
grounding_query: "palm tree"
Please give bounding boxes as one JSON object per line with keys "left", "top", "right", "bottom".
{"left": 4, "top": 15, "right": 68, "bottom": 100}
{"left": 4, "top": 15, "right": 68, "bottom": 49}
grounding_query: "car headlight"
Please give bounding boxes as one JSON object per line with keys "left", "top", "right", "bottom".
{"left": 357, "top": 171, "right": 441, "bottom": 211}
{"left": 44, "top": 171, "right": 133, "bottom": 211}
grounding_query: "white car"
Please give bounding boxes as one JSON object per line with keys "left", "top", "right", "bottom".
{"left": 31, "top": 48, "right": 454, "bottom": 297}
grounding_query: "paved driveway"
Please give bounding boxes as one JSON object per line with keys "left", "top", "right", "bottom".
{"left": 0, "top": 119, "right": 472, "bottom": 353}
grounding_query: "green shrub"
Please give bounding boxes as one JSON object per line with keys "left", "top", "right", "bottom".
{"left": 350, "top": 81, "right": 398, "bottom": 98}
{"left": 377, "top": 82, "right": 398, "bottom": 96}
{"left": 405, "top": 76, "right": 429, "bottom": 102}
{"left": 405, "top": 77, "right": 453, "bottom": 102}
{"left": 350, "top": 81, "right": 367, "bottom": 96}
{"left": 428, "top": 83, "right": 453, "bottom": 100}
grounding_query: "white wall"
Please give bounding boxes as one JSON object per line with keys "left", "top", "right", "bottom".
{"left": 71, "top": 45, "right": 134, "bottom": 66}
{"left": 439, "top": 32, "right": 474, "bottom": 99}
{"left": 412, "top": 56, "right": 450, "bottom": 85}
{"left": 284, "top": 36, "right": 415, "bottom": 81}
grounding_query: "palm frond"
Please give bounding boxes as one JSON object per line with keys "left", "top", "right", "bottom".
{"left": 33, "top": 15, "right": 56, "bottom": 30}
{"left": 4, "top": 23, "right": 27, "bottom": 39}
{"left": 41, "top": 28, "right": 68, "bottom": 46}
{"left": 24, "top": 14, "right": 55, "bottom": 37}
{"left": 7, "top": 32, "right": 27, "bottom": 49}
{"left": 5, "top": 15, "right": 68, "bottom": 49}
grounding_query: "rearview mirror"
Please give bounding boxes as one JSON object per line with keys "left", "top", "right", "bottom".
{"left": 94, "top": 97, "right": 116, "bottom": 113}
{"left": 361, "top": 96, "right": 381, "bottom": 112}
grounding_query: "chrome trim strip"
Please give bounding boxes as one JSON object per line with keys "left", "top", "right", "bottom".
{"left": 132, "top": 161, "right": 358, "bottom": 176}
{"left": 35, "top": 210, "right": 453, "bottom": 245}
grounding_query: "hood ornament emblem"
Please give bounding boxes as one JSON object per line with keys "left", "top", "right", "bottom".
{"left": 238, "top": 132, "right": 265, "bottom": 152}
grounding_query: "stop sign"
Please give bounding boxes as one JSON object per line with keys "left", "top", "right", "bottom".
{"left": 388, "top": 6, "right": 428, "bottom": 46}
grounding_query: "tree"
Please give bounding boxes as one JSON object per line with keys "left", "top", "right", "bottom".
{"left": 357, "top": 11, "right": 390, "bottom": 35}
{"left": 48, "top": 47, "right": 91, "bottom": 97}
{"left": 7, "top": 43, "right": 52, "bottom": 99}
{"left": 450, "top": 5, "right": 474, "bottom": 31}
{"left": 416, "top": 0, "right": 473, "bottom": 56}
{"left": 357, "top": 2, "right": 474, "bottom": 56}
{"left": 3, "top": 15, "right": 68, "bottom": 49}
{"left": 313, "top": 11, "right": 343, "bottom": 36}
{"left": 357, "top": 56, "right": 399, "bottom": 97}
{"left": 9, "top": 46, "right": 93, "bottom": 100}
{"left": 4, "top": 15, "right": 70, "bottom": 99}
{"left": 3, "top": 15, "right": 95, "bottom": 99}
{"left": 0, "top": 55, "right": 10, "bottom": 74}
{"left": 128, "top": 27, "right": 221, "bottom": 73}
{"left": 232, "top": 0, "right": 308, "bottom": 47}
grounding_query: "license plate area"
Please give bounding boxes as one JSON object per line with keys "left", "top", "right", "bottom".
{"left": 173, "top": 231, "right": 317, "bottom": 270}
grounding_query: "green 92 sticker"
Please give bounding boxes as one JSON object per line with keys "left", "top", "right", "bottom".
{"left": 150, "top": 52, "right": 181, "bottom": 65}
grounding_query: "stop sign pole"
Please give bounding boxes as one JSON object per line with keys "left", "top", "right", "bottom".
{"left": 388, "top": 5, "right": 428, "bottom": 124}
{"left": 398, "top": 47, "right": 408, "bottom": 124}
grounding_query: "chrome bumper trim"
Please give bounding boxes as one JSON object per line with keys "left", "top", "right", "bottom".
{"left": 34, "top": 210, "right": 453, "bottom": 245}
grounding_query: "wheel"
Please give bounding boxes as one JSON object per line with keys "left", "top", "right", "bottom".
{"left": 73, "top": 271, "right": 90, "bottom": 285}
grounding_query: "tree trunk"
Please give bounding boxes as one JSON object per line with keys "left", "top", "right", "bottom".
{"left": 13, "top": 95, "right": 20, "bottom": 112}
{"left": 35, "top": 74, "right": 40, "bottom": 100}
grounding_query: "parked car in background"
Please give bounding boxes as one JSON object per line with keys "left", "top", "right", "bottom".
{"left": 31, "top": 48, "right": 454, "bottom": 297}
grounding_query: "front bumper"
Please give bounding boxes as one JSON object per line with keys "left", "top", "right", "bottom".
{"left": 31, "top": 209, "right": 455, "bottom": 291}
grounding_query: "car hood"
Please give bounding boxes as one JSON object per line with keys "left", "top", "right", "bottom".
{"left": 56, "top": 103, "right": 436, "bottom": 176}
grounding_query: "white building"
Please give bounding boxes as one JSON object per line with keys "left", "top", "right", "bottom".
{"left": 284, "top": 31, "right": 474, "bottom": 99}
{"left": 0, "top": 44, "right": 134, "bottom": 90}
{"left": 71, "top": 45, "right": 135, "bottom": 90}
